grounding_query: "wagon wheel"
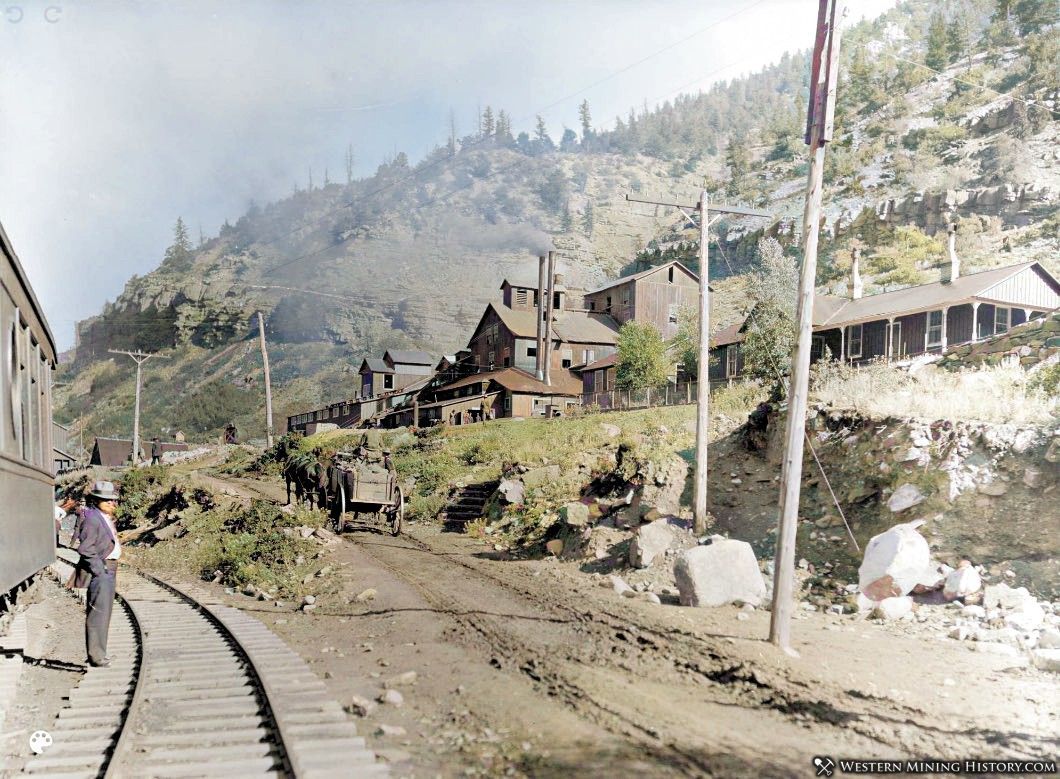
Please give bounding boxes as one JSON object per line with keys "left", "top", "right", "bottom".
{"left": 389, "top": 485, "right": 404, "bottom": 537}
{"left": 331, "top": 483, "right": 347, "bottom": 532}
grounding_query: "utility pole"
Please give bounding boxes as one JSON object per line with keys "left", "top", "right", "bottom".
{"left": 625, "top": 193, "right": 770, "bottom": 535}
{"left": 770, "top": 0, "right": 845, "bottom": 655}
{"left": 257, "top": 312, "right": 275, "bottom": 448}
{"left": 108, "top": 349, "right": 166, "bottom": 465}
{"left": 543, "top": 250, "right": 557, "bottom": 387}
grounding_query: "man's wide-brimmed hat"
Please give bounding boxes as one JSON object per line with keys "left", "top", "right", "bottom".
{"left": 88, "top": 480, "right": 120, "bottom": 501}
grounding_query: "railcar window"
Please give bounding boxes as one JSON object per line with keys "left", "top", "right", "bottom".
{"left": 21, "top": 323, "right": 32, "bottom": 462}
{"left": 10, "top": 310, "right": 23, "bottom": 456}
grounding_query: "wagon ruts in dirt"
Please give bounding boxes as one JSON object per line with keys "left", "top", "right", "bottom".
{"left": 326, "top": 458, "right": 404, "bottom": 536}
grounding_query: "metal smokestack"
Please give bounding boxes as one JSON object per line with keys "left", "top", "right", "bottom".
{"left": 536, "top": 255, "right": 546, "bottom": 381}
{"left": 544, "top": 250, "right": 556, "bottom": 387}
{"left": 848, "top": 247, "right": 863, "bottom": 300}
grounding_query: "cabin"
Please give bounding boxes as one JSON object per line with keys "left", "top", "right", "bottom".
{"left": 583, "top": 261, "right": 699, "bottom": 340}
{"left": 706, "top": 322, "right": 747, "bottom": 386}
{"left": 712, "top": 251, "right": 1060, "bottom": 381}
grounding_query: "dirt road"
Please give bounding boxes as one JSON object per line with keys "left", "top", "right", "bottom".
{"left": 188, "top": 470, "right": 1058, "bottom": 777}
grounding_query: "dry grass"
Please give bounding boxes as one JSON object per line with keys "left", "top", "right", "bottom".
{"left": 811, "top": 360, "right": 1058, "bottom": 426}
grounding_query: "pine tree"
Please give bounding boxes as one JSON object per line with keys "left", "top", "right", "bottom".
{"left": 925, "top": 12, "right": 949, "bottom": 71}
{"left": 323, "top": 168, "right": 330, "bottom": 186}
{"left": 447, "top": 110, "right": 458, "bottom": 157}
{"left": 1014, "top": 0, "right": 1059, "bottom": 34}
{"left": 164, "top": 217, "right": 193, "bottom": 268}
{"left": 344, "top": 144, "right": 355, "bottom": 185}
{"left": 578, "top": 99, "right": 592, "bottom": 143}
{"left": 534, "top": 115, "right": 554, "bottom": 152}
{"left": 724, "top": 137, "right": 749, "bottom": 198}
{"left": 582, "top": 200, "right": 594, "bottom": 237}
{"left": 946, "top": 16, "right": 969, "bottom": 65}
{"left": 307, "top": 166, "right": 314, "bottom": 191}
{"left": 496, "top": 110, "right": 513, "bottom": 143}
{"left": 198, "top": 224, "right": 205, "bottom": 248}
{"left": 481, "top": 106, "right": 495, "bottom": 137}
{"left": 561, "top": 200, "right": 573, "bottom": 232}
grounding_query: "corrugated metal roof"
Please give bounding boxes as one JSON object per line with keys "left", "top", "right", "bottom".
{"left": 385, "top": 349, "right": 433, "bottom": 365}
{"left": 817, "top": 262, "right": 1045, "bottom": 327}
{"left": 491, "top": 303, "right": 539, "bottom": 338}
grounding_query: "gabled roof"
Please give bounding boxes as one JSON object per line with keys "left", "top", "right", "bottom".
{"left": 437, "top": 367, "right": 582, "bottom": 397}
{"left": 551, "top": 311, "right": 620, "bottom": 345}
{"left": 587, "top": 261, "right": 699, "bottom": 295}
{"left": 711, "top": 322, "right": 746, "bottom": 347}
{"left": 582, "top": 353, "right": 618, "bottom": 371}
{"left": 817, "top": 261, "right": 1058, "bottom": 328}
{"left": 476, "top": 302, "right": 621, "bottom": 346}
{"left": 360, "top": 357, "right": 392, "bottom": 374}
{"left": 90, "top": 437, "right": 187, "bottom": 466}
{"left": 384, "top": 349, "right": 433, "bottom": 366}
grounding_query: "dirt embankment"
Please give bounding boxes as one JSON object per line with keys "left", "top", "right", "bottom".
{"left": 166, "top": 459, "right": 1058, "bottom": 778}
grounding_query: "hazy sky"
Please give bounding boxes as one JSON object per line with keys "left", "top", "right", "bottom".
{"left": 1, "top": 0, "right": 897, "bottom": 349}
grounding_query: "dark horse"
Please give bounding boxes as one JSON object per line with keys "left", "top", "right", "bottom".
{"left": 283, "top": 455, "right": 329, "bottom": 509}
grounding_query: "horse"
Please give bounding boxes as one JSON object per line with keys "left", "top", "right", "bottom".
{"left": 284, "top": 453, "right": 329, "bottom": 510}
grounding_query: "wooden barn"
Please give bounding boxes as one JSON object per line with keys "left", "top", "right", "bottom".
{"left": 583, "top": 261, "right": 699, "bottom": 340}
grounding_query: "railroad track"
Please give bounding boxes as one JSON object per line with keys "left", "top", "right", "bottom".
{"left": 28, "top": 551, "right": 385, "bottom": 778}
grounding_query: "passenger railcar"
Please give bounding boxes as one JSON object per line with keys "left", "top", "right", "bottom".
{"left": 0, "top": 219, "right": 56, "bottom": 604}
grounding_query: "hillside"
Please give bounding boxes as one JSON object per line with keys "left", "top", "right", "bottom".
{"left": 57, "top": 0, "right": 1059, "bottom": 444}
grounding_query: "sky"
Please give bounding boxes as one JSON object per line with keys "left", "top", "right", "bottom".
{"left": 1, "top": 0, "right": 897, "bottom": 350}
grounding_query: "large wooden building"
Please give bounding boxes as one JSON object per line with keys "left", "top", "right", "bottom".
{"left": 583, "top": 261, "right": 699, "bottom": 339}
{"left": 712, "top": 255, "right": 1060, "bottom": 382}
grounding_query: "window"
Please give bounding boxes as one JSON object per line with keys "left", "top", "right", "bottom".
{"left": 605, "top": 295, "right": 612, "bottom": 312}
{"left": 553, "top": 291, "right": 561, "bottom": 309}
{"left": 726, "top": 345, "right": 740, "bottom": 378}
{"left": 503, "top": 396, "right": 511, "bottom": 412}
{"left": 668, "top": 304, "right": 678, "bottom": 324}
{"left": 888, "top": 321, "right": 903, "bottom": 358}
{"left": 668, "top": 267, "right": 675, "bottom": 283}
{"left": 383, "top": 374, "right": 394, "bottom": 390}
{"left": 994, "top": 306, "right": 1010, "bottom": 335}
{"left": 515, "top": 288, "right": 528, "bottom": 306}
{"left": 848, "top": 324, "right": 863, "bottom": 359}
{"left": 488, "top": 350, "right": 495, "bottom": 369}
{"left": 503, "top": 356, "right": 510, "bottom": 367}
{"left": 583, "top": 349, "right": 595, "bottom": 364}
{"left": 927, "top": 310, "right": 943, "bottom": 348}
{"left": 561, "top": 349, "right": 572, "bottom": 369}
{"left": 588, "top": 301, "right": 596, "bottom": 311}
{"left": 526, "top": 346, "right": 537, "bottom": 357}
{"left": 810, "top": 335, "right": 826, "bottom": 361}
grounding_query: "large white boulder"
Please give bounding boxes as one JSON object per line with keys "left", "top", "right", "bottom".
{"left": 1005, "top": 601, "right": 1045, "bottom": 633}
{"left": 1032, "top": 649, "right": 1060, "bottom": 673}
{"left": 629, "top": 519, "right": 692, "bottom": 569}
{"left": 858, "top": 520, "right": 931, "bottom": 601}
{"left": 673, "top": 539, "right": 766, "bottom": 608}
{"left": 943, "top": 565, "right": 982, "bottom": 601}
{"left": 983, "top": 583, "right": 1032, "bottom": 610}
{"left": 872, "top": 596, "right": 913, "bottom": 620}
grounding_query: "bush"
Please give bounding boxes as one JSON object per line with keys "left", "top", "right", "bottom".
{"left": 1028, "top": 363, "right": 1060, "bottom": 398}
{"left": 901, "top": 124, "right": 967, "bottom": 155}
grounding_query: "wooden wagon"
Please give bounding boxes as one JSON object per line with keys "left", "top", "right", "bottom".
{"left": 327, "top": 456, "right": 403, "bottom": 536}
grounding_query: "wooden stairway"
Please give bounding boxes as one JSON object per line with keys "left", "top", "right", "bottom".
{"left": 439, "top": 481, "right": 498, "bottom": 528}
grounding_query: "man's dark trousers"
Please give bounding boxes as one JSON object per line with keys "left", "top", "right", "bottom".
{"left": 86, "top": 563, "right": 116, "bottom": 664}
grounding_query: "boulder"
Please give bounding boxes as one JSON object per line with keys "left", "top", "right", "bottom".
{"left": 887, "top": 484, "right": 925, "bottom": 513}
{"left": 977, "top": 480, "right": 1008, "bottom": 497}
{"left": 983, "top": 582, "right": 1032, "bottom": 610}
{"left": 497, "top": 479, "right": 525, "bottom": 505}
{"left": 600, "top": 423, "right": 621, "bottom": 438}
{"left": 609, "top": 575, "right": 633, "bottom": 595}
{"left": 872, "top": 596, "right": 913, "bottom": 620}
{"left": 858, "top": 520, "right": 931, "bottom": 600}
{"left": 943, "top": 566, "right": 982, "bottom": 601}
{"left": 673, "top": 540, "right": 766, "bottom": 608}
{"left": 561, "top": 502, "right": 590, "bottom": 528}
{"left": 629, "top": 519, "right": 692, "bottom": 569}
{"left": 1023, "top": 468, "right": 1042, "bottom": 488}
{"left": 1038, "top": 628, "right": 1060, "bottom": 649}
{"left": 522, "top": 465, "right": 561, "bottom": 488}
{"left": 1005, "top": 601, "right": 1045, "bottom": 632}
{"left": 1031, "top": 649, "right": 1060, "bottom": 673}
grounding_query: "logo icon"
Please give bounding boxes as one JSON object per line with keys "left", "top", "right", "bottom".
{"left": 29, "top": 730, "right": 53, "bottom": 755}
{"left": 813, "top": 756, "right": 835, "bottom": 777}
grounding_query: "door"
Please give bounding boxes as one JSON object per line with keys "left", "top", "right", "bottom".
{"left": 888, "top": 321, "right": 902, "bottom": 358}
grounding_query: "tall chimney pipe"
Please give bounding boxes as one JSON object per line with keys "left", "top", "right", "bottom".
{"left": 848, "top": 247, "right": 863, "bottom": 300}
{"left": 536, "top": 255, "right": 546, "bottom": 380}
{"left": 544, "top": 250, "right": 556, "bottom": 387}
{"left": 945, "top": 222, "right": 960, "bottom": 283}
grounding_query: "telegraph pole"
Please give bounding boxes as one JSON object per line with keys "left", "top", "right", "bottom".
{"left": 770, "top": 0, "right": 845, "bottom": 655}
{"left": 625, "top": 193, "right": 770, "bottom": 534}
{"left": 108, "top": 349, "right": 165, "bottom": 465}
{"left": 257, "top": 312, "right": 275, "bottom": 447}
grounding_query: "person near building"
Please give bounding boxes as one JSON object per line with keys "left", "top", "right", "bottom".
{"left": 71, "top": 481, "right": 122, "bottom": 667}
{"left": 151, "top": 436, "right": 163, "bottom": 465}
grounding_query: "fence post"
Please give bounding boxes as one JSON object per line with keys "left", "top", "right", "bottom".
{"left": 646, "top": 387, "right": 652, "bottom": 407}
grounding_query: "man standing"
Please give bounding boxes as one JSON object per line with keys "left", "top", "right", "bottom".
{"left": 151, "top": 436, "right": 163, "bottom": 465}
{"left": 73, "top": 481, "right": 122, "bottom": 667}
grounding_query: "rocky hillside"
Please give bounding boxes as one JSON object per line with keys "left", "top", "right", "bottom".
{"left": 57, "top": 0, "right": 1059, "bottom": 443}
